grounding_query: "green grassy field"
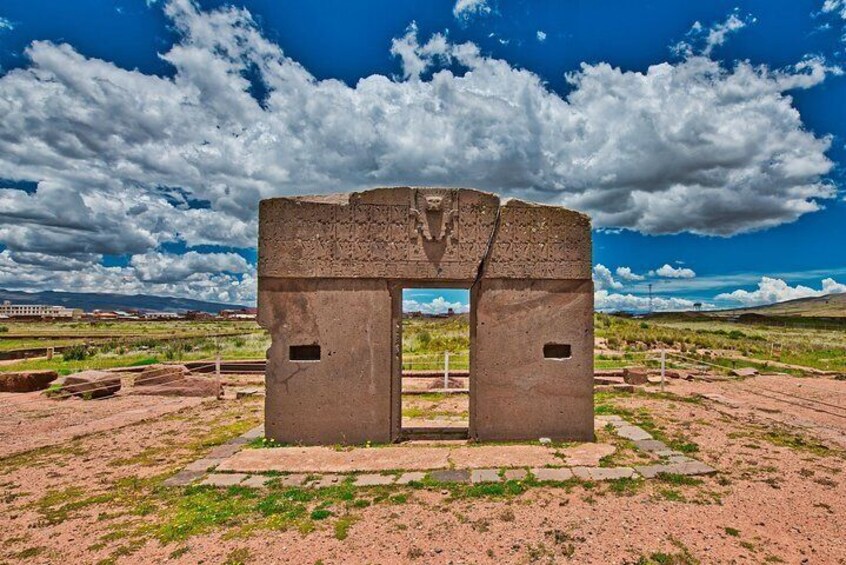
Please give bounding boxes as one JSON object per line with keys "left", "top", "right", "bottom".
{"left": 0, "top": 321, "right": 268, "bottom": 375}
{"left": 2, "top": 313, "right": 842, "bottom": 376}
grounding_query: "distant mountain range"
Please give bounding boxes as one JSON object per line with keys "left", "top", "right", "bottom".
{"left": 709, "top": 292, "right": 846, "bottom": 318}
{"left": 0, "top": 288, "right": 248, "bottom": 313}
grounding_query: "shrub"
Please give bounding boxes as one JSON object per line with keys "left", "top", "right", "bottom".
{"left": 0, "top": 325, "right": 7, "bottom": 333}
{"left": 62, "top": 344, "right": 90, "bottom": 361}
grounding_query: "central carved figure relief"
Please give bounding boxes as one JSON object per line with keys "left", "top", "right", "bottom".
{"left": 258, "top": 187, "right": 594, "bottom": 445}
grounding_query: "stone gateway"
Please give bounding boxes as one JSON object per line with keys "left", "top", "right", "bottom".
{"left": 258, "top": 187, "right": 593, "bottom": 445}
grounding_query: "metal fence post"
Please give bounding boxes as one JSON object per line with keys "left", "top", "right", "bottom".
{"left": 444, "top": 351, "right": 450, "bottom": 390}
{"left": 215, "top": 355, "right": 221, "bottom": 378}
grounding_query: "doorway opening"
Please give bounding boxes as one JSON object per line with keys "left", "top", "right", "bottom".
{"left": 400, "top": 287, "right": 470, "bottom": 439}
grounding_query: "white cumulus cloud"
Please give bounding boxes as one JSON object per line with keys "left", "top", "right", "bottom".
{"left": 595, "top": 290, "right": 705, "bottom": 313}
{"left": 536, "top": 30, "right": 547, "bottom": 42}
{"left": 453, "top": 0, "right": 491, "bottom": 21}
{"left": 715, "top": 276, "right": 846, "bottom": 307}
{"left": 615, "top": 266, "right": 645, "bottom": 281}
{"left": 403, "top": 297, "right": 469, "bottom": 315}
{"left": 653, "top": 264, "right": 697, "bottom": 279}
{"left": 593, "top": 264, "right": 623, "bottom": 290}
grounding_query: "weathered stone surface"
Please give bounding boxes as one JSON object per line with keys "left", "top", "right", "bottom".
{"left": 134, "top": 364, "right": 189, "bottom": 387}
{"left": 429, "top": 469, "right": 471, "bottom": 483}
{"left": 61, "top": 371, "right": 121, "bottom": 398}
{"left": 634, "top": 439, "right": 668, "bottom": 453}
{"left": 311, "top": 474, "right": 344, "bottom": 488}
{"left": 276, "top": 474, "right": 308, "bottom": 487}
{"left": 615, "top": 425, "right": 653, "bottom": 442}
{"left": 163, "top": 469, "right": 205, "bottom": 487}
{"left": 532, "top": 468, "right": 574, "bottom": 482}
{"left": 258, "top": 188, "right": 591, "bottom": 281}
{"left": 588, "top": 467, "right": 635, "bottom": 480}
{"left": 450, "top": 445, "right": 561, "bottom": 469}
{"left": 635, "top": 461, "right": 717, "bottom": 479}
{"left": 354, "top": 473, "right": 396, "bottom": 487}
{"left": 241, "top": 475, "right": 272, "bottom": 488}
{"left": 258, "top": 187, "right": 593, "bottom": 445}
{"left": 473, "top": 279, "right": 594, "bottom": 442}
{"left": 503, "top": 469, "right": 528, "bottom": 481}
{"left": 133, "top": 376, "right": 221, "bottom": 398}
{"left": 731, "top": 367, "right": 759, "bottom": 377}
{"left": 396, "top": 472, "right": 427, "bottom": 485}
{"left": 571, "top": 466, "right": 592, "bottom": 480}
{"left": 0, "top": 370, "right": 58, "bottom": 393}
{"left": 470, "top": 469, "right": 501, "bottom": 483}
{"left": 201, "top": 473, "right": 248, "bottom": 487}
{"left": 623, "top": 368, "right": 649, "bottom": 385}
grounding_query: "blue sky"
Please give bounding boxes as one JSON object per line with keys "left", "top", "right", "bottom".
{"left": 0, "top": 0, "right": 844, "bottom": 312}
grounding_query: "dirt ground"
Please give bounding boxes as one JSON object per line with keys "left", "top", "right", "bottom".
{"left": 1, "top": 375, "right": 844, "bottom": 564}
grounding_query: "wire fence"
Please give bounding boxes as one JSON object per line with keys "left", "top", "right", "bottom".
{"left": 402, "top": 351, "right": 469, "bottom": 372}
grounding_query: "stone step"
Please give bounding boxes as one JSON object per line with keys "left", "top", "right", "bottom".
{"left": 399, "top": 427, "right": 470, "bottom": 441}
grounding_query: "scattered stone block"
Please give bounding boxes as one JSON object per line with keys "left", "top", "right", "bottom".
{"left": 731, "top": 367, "right": 758, "bottom": 378}
{"left": 61, "top": 371, "right": 121, "bottom": 399}
{"left": 503, "top": 469, "right": 528, "bottom": 481}
{"left": 135, "top": 364, "right": 189, "bottom": 387}
{"left": 623, "top": 368, "right": 649, "bottom": 385}
{"left": 0, "top": 370, "right": 58, "bottom": 393}
{"left": 236, "top": 388, "right": 263, "bottom": 399}
{"left": 532, "top": 468, "right": 574, "bottom": 482}
{"left": 429, "top": 469, "right": 470, "bottom": 484}
{"left": 665, "top": 369, "right": 690, "bottom": 380}
{"left": 133, "top": 376, "right": 221, "bottom": 398}
{"left": 470, "top": 469, "right": 501, "bottom": 483}
{"left": 615, "top": 425, "right": 653, "bottom": 442}
{"left": 354, "top": 473, "right": 395, "bottom": 487}
{"left": 588, "top": 467, "right": 635, "bottom": 480}
{"left": 396, "top": 472, "right": 427, "bottom": 485}
{"left": 201, "top": 473, "right": 248, "bottom": 487}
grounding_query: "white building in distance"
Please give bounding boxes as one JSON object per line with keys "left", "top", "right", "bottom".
{"left": 0, "top": 301, "right": 78, "bottom": 319}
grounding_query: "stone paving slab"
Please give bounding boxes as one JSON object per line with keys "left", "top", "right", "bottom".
{"left": 273, "top": 473, "right": 308, "bottom": 487}
{"left": 503, "top": 469, "right": 528, "bottom": 481}
{"left": 635, "top": 461, "right": 716, "bottom": 479}
{"left": 310, "top": 474, "right": 344, "bottom": 488}
{"left": 429, "top": 469, "right": 470, "bottom": 483}
{"left": 571, "top": 466, "right": 592, "bottom": 480}
{"left": 396, "top": 472, "right": 427, "bottom": 485}
{"left": 616, "top": 425, "right": 653, "bottom": 441}
{"left": 449, "top": 445, "right": 562, "bottom": 469}
{"left": 162, "top": 469, "right": 205, "bottom": 487}
{"left": 588, "top": 467, "right": 635, "bottom": 480}
{"left": 532, "top": 468, "right": 574, "bottom": 482}
{"left": 218, "top": 446, "right": 452, "bottom": 473}
{"left": 354, "top": 473, "right": 396, "bottom": 487}
{"left": 201, "top": 473, "right": 248, "bottom": 487}
{"left": 241, "top": 475, "right": 272, "bottom": 488}
{"left": 174, "top": 416, "right": 718, "bottom": 489}
{"left": 470, "top": 469, "right": 501, "bottom": 483}
{"left": 634, "top": 439, "right": 668, "bottom": 452}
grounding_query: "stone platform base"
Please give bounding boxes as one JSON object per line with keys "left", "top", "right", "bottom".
{"left": 165, "top": 415, "right": 716, "bottom": 488}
